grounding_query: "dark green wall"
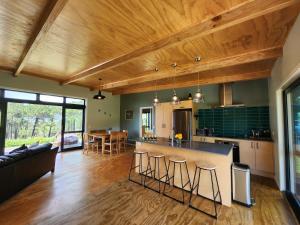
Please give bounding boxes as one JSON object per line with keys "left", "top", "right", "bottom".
{"left": 120, "top": 79, "right": 269, "bottom": 138}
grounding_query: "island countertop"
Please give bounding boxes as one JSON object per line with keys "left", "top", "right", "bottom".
{"left": 135, "top": 137, "right": 232, "bottom": 155}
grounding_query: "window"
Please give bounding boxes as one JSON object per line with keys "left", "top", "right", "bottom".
{"left": 40, "top": 95, "right": 63, "bottom": 103}
{"left": 4, "top": 90, "right": 37, "bottom": 101}
{"left": 66, "top": 98, "right": 85, "bottom": 105}
{"left": 4, "top": 103, "right": 62, "bottom": 153}
{"left": 0, "top": 88, "right": 86, "bottom": 155}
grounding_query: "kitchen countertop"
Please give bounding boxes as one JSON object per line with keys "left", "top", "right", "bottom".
{"left": 135, "top": 137, "right": 233, "bottom": 155}
{"left": 193, "top": 135, "right": 273, "bottom": 142}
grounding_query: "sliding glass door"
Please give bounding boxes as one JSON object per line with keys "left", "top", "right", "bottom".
{"left": 62, "top": 107, "right": 84, "bottom": 151}
{"left": 284, "top": 79, "right": 300, "bottom": 220}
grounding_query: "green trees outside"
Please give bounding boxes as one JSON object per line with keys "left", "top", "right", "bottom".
{"left": 65, "top": 109, "right": 83, "bottom": 132}
{"left": 5, "top": 103, "right": 62, "bottom": 148}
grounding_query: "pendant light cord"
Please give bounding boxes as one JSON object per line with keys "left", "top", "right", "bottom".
{"left": 197, "top": 71, "right": 200, "bottom": 91}
{"left": 173, "top": 63, "right": 176, "bottom": 95}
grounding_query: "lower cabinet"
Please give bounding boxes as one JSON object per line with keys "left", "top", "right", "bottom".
{"left": 239, "top": 140, "right": 274, "bottom": 177}
{"left": 255, "top": 141, "right": 274, "bottom": 174}
{"left": 239, "top": 140, "right": 256, "bottom": 170}
{"left": 193, "top": 136, "right": 275, "bottom": 177}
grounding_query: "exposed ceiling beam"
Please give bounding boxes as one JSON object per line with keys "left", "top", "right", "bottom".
{"left": 111, "top": 70, "right": 271, "bottom": 95}
{"left": 14, "top": 0, "right": 69, "bottom": 76}
{"left": 62, "top": 0, "right": 298, "bottom": 85}
{"left": 102, "top": 47, "right": 281, "bottom": 90}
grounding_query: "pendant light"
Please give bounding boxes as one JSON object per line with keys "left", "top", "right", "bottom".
{"left": 193, "top": 56, "right": 204, "bottom": 103}
{"left": 93, "top": 78, "right": 106, "bottom": 100}
{"left": 153, "top": 68, "right": 160, "bottom": 106}
{"left": 171, "top": 63, "right": 180, "bottom": 105}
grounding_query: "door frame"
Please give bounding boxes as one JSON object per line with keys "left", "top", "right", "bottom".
{"left": 139, "top": 106, "right": 154, "bottom": 137}
{"left": 283, "top": 77, "right": 300, "bottom": 222}
{"left": 0, "top": 100, "right": 7, "bottom": 155}
{"left": 61, "top": 106, "right": 85, "bottom": 151}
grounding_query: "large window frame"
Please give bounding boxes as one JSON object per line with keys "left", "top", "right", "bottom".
{"left": 0, "top": 88, "right": 86, "bottom": 154}
{"left": 283, "top": 78, "right": 300, "bottom": 222}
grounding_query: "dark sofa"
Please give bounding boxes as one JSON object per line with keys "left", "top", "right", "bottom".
{"left": 0, "top": 143, "right": 58, "bottom": 203}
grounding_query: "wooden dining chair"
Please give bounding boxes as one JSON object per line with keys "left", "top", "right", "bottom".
{"left": 104, "top": 131, "right": 119, "bottom": 155}
{"left": 83, "top": 133, "right": 98, "bottom": 155}
{"left": 118, "top": 131, "right": 126, "bottom": 152}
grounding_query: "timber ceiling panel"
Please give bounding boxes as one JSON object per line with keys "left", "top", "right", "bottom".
{"left": 77, "top": 5, "right": 298, "bottom": 87}
{"left": 0, "top": 0, "right": 48, "bottom": 70}
{"left": 1, "top": 0, "right": 300, "bottom": 94}
{"left": 23, "top": 0, "right": 245, "bottom": 78}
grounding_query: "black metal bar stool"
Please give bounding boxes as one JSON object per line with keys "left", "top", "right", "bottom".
{"left": 163, "top": 156, "right": 191, "bottom": 204}
{"left": 128, "top": 150, "right": 148, "bottom": 185}
{"left": 144, "top": 152, "right": 168, "bottom": 193}
{"left": 189, "top": 161, "right": 222, "bottom": 219}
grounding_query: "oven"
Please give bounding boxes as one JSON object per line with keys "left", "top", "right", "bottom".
{"left": 215, "top": 139, "right": 240, "bottom": 163}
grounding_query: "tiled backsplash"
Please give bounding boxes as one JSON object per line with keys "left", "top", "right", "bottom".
{"left": 198, "top": 106, "right": 270, "bottom": 138}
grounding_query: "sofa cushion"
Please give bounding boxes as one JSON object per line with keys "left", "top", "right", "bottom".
{"left": 29, "top": 142, "right": 39, "bottom": 148}
{"left": 27, "top": 143, "right": 53, "bottom": 155}
{"left": 0, "top": 156, "right": 15, "bottom": 168}
{"left": 5, "top": 152, "right": 27, "bottom": 162}
{"left": 9, "top": 144, "right": 28, "bottom": 154}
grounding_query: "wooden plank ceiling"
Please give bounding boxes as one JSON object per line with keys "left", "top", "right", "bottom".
{"left": 1, "top": 0, "right": 300, "bottom": 94}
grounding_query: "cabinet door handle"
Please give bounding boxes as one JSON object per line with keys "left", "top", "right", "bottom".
{"left": 251, "top": 142, "right": 253, "bottom": 149}
{"left": 256, "top": 142, "right": 259, "bottom": 149}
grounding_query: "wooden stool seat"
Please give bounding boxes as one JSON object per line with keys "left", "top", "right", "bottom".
{"left": 134, "top": 150, "right": 148, "bottom": 155}
{"left": 169, "top": 156, "right": 186, "bottom": 163}
{"left": 148, "top": 152, "right": 165, "bottom": 158}
{"left": 196, "top": 161, "right": 216, "bottom": 170}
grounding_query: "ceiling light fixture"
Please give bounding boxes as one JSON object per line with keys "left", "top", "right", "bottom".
{"left": 171, "top": 63, "right": 180, "bottom": 105}
{"left": 153, "top": 67, "right": 160, "bottom": 106}
{"left": 193, "top": 56, "right": 204, "bottom": 103}
{"left": 93, "top": 78, "right": 106, "bottom": 100}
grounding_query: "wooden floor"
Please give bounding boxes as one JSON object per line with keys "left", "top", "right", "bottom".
{"left": 0, "top": 150, "right": 298, "bottom": 225}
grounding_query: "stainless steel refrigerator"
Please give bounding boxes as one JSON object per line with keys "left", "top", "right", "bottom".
{"left": 173, "top": 109, "right": 192, "bottom": 140}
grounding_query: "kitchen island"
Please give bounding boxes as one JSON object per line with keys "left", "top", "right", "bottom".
{"left": 136, "top": 138, "right": 233, "bottom": 206}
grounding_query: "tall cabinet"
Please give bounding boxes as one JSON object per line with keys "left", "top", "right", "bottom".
{"left": 155, "top": 102, "right": 173, "bottom": 138}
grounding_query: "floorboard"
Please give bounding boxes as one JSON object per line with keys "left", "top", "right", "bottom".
{"left": 0, "top": 150, "right": 298, "bottom": 225}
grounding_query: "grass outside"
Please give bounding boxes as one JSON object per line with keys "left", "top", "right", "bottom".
{"left": 5, "top": 137, "right": 55, "bottom": 148}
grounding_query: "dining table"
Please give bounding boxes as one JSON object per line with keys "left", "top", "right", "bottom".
{"left": 89, "top": 133, "right": 110, "bottom": 154}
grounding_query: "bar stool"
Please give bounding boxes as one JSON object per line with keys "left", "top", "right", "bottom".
{"left": 128, "top": 150, "right": 148, "bottom": 185}
{"left": 163, "top": 156, "right": 191, "bottom": 204}
{"left": 189, "top": 161, "right": 222, "bottom": 219}
{"left": 144, "top": 152, "right": 168, "bottom": 193}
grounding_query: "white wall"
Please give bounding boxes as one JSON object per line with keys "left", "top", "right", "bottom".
{"left": 0, "top": 70, "right": 120, "bottom": 131}
{"left": 269, "top": 14, "right": 300, "bottom": 190}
